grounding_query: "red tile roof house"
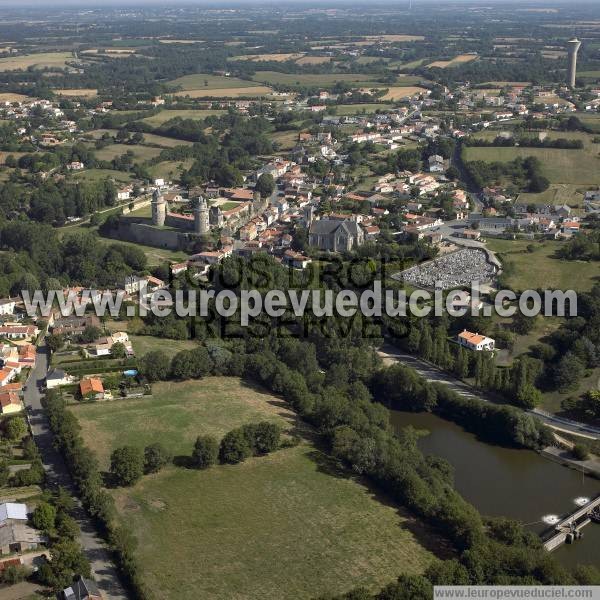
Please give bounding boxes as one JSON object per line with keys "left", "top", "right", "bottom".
{"left": 0, "top": 367, "right": 18, "bottom": 387}
{"left": 0, "top": 325, "right": 39, "bottom": 341}
{"left": 79, "top": 378, "right": 105, "bottom": 401}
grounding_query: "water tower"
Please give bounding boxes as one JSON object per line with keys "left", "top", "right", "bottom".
{"left": 567, "top": 38, "right": 581, "bottom": 88}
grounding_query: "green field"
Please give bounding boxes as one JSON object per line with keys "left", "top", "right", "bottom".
{"left": 72, "top": 168, "right": 133, "bottom": 184}
{"left": 463, "top": 133, "right": 600, "bottom": 186}
{"left": 516, "top": 183, "right": 587, "bottom": 207}
{"left": 138, "top": 133, "right": 192, "bottom": 147}
{"left": 168, "top": 73, "right": 261, "bottom": 90}
{"left": 70, "top": 377, "right": 296, "bottom": 467}
{"left": 0, "top": 51, "right": 73, "bottom": 71}
{"left": 141, "top": 109, "right": 226, "bottom": 127}
{"left": 71, "top": 377, "right": 434, "bottom": 599}
{"left": 578, "top": 70, "right": 600, "bottom": 79}
{"left": 487, "top": 238, "right": 600, "bottom": 292}
{"left": 97, "top": 235, "right": 188, "bottom": 266}
{"left": 251, "top": 71, "right": 383, "bottom": 88}
{"left": 148, "top": 159, "right": 194, "bottom": 181}
{"left": 334, "top": 103, "right": 394, "bottom": 115}
{"left": 129, "top": 335, "right": 198, "bottom": 360}
{"left": 93, "top": 143, "right": 162, "bottom": 163}
{"left": 270, "top": 130, "right": 299, "bottom": 150}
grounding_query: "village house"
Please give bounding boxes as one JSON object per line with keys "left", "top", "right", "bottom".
{"left": 52, "top": 315, "right": 100, "bottom": 338}
{"left": 45, "top": 367, "right": 75, "bottom": 389}
{"left": 0, "top": 325, "right": 38, "bottom": 341}
{"left": 457, "top": 330, "right": 495, "bottom": 351}
{"left": 460, "top": 229, "right": 482, "bottom": 240}
{"left": 282, "top": 250, "right": 312, "bottom": 269}
{"left": 0, "top": 503, "right": 45, "bottom": 556}
{"left": 0, "top": 298, "right": 16, "bottom": 316}
{"left": 0, "top": 392, "right": 21, "bottom": 415}
{"left": 79, "top": 378, "right": 105, "bottom": 401}
{"left": 60, "top": 576, "right": 103, "bottom": 600}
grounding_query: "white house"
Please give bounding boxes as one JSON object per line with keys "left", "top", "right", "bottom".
{"left": 0, "top": 298, "right": 16, "bottom": 316}
{"left": 457, "top": 329, "right": 495, "bottom": 351}
{"left": 45, "top": 368, "right": 74, "bottom": 389}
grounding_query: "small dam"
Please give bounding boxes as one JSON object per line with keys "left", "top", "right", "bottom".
{"left": 543, "top": 494, "right": 600, "bottom": 551}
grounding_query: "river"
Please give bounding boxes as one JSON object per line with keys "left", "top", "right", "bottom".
{"left": 389, "top": 410, "right": 600, "bottom": 569}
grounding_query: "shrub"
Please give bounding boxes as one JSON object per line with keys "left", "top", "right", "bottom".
{"left": 192, "top": 435, "right": 219, "bottom": 469}
{"left": 219, "top": 429, "right": 252, "bottom": 464}
{"left": 144, "top": 442, "right": 172, "bottom": 474}
{"left": 110, "top": 446, "right": 144, "bottom": 486}
{"left": 572, "top": 443, "right": 590, "bottom": 461}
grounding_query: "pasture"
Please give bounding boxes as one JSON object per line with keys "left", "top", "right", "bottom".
{"left": 0, "top": 52, "right": 73, "bottom": 71}
{"left": 93, "top": 144, "right": 161, "bottom": 164}
{"left": 54, "top": 88, "right": 98, "bottom": 97}
{"left": 251, "top": 71, "right": 382, "bottom": 88}
{"left": 427, "top": 54, "right": 478, "bottom": 68}
{"left": 0, "top": 92, "right": 30, "bottom": 102}
{"left": 229, "top": 53, "right": 304, "bottom": 62}
{"left": 168, "top": 73, "right": 262, "bottom": 90}
{"left": 71, "top": 376, "right": 434, "bottom": 599}
{"left": 487, "top": 238, "right": 600, "bottom": 292}
{"left": 141, "top": 109, "right": 226, "bottom": 127}
{"left": 173, "top": 86, "right": 273, "bottom": 98}
{"left": 463, "top": 135, "right": 600, "bottom": 186}
{"left": 379, "top": 86, "right": 428, "bottom": 100}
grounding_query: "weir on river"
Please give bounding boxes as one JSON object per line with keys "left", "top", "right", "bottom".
{"left": 543, "top": 494, "right": 600, "bottom": 551}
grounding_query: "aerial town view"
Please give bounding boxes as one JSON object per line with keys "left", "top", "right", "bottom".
{"left": 0, "top": 0, "right": 599, "bottom": 599}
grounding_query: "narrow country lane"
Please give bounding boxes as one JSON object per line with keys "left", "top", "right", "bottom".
{"left": 23, "top": 341, "right": 129, "bottom": 600}
{"left": 378, "top": 344, "right": 600, "bottom": 442}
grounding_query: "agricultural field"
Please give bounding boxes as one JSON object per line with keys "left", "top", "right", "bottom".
{"left": 134, "top": 133, "right": 194, "bottom": 148}
{"left": 93, "top": 143, "right": 162, "bottom": 164}
{"left": 168, "top": 73, "right": 263, "bottom": 90}
{"left": 463, "top": 132, "right": 600, "bottom": 186}
{"left": 517, "top": 183, "right": 586, "bottom": 207}
{"left": 141, "top": 109, "right": 226, "bottom": 127}
{"left": 71, "top": 377, "right": 434, "bottom": 600}
{"left": 270, "top": 130, "right": 299, "bottom": 151}
{"left": 487, "top": 238, "right": 600, "bottom": 292}
{"left": 129, "top": 335, "right": 198, "bottom": 360}
{"left": 54, "top": 88, "right": 98, "bottom": 97}
{"left": 295, "top": 56, "right": 332, "bottom": 65}
{"left": 148, "top": 159, "right": 194, "bottom": 182}
{"left": 379, "top": 86, "right": 429, "bottom": 100}
{"left": 0, "top": 92, "right": 30, "bottom": 102}
{"left": 0, "top": 51, "right": 73, "bottom": 71}
{"left": 334, "top": 103, "right": 394, "bottom": 115}
{"left": 576, "top": 112, "right": 600, "bottom": 132}
{"left": 427, "top": 54, "right": 478, "bottom": 68}
{"left": 229, "top": 53, "right": 305, "bottom": 62}
{"left": 173, "top": 86, "right": 273, "bottom": 98}
{"left": 72, "top": 168, "right": 133, "bottom": 184}
{"left": 251, "top": 71, "right": 383, "bottom": 88}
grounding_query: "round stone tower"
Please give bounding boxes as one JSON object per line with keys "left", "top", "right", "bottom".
{"left": 151, "top": 188, "right": 166, "bottom": 227}
{"left": 194, "top": 196, "right": 209, "bottom": 235}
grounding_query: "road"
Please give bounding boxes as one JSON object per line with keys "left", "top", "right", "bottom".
{"left": 378, "top": 345, "right": 600, "bottom": 441}
{"left": 24, "top": 342, "right": 129, "bottom": 600}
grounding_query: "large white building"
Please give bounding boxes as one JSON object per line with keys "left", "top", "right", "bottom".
{"left": 457, "top": 329, "right": 495, "bottom": 351}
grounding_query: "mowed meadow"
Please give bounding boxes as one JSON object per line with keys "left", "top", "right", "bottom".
{"left": 69, "top": 377, "right": 435, "bottom": 600}
{"left": 463, "top": 130, "right": 600, "bottom": 186}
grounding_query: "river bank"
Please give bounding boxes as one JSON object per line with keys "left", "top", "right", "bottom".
{"left": 390, "top": 409, "right": 600, "bottom": 569}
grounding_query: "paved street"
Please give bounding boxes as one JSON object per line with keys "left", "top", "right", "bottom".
{"left": 378, "top": 344, "right": 600, "bottom": 441}
{"left": 24, "top": 342, "right": 129, "bottom": 600}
